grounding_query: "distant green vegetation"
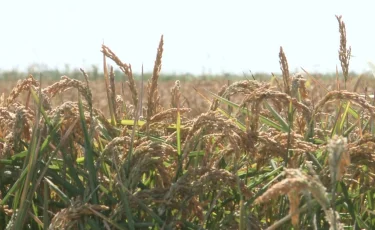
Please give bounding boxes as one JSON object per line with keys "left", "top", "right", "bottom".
{"left": 0, "top": 65, "right": 365, "bottom": 82}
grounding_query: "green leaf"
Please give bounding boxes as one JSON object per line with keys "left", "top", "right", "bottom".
{"left": 264, "top": 101, "right": 289, "bottom": 131}
{"left": 44, "top": 177, "right": 70, "bottom": 205}
{"left": 78, "top": 93, "right": 99, "bottom": 204}
{"left": 338, "top": 101, "right": 351, "bottom": 133}
{"left": 11, "top": 150, "right": 28, "bottom": 160}
{"left": 205, "top": 89, "right": 287, "bottom": 132}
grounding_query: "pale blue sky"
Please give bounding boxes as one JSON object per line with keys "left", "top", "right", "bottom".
{"left": 1, "top": 1, "right": 374, "bottom": 75}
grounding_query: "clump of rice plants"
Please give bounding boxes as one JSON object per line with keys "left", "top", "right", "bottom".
{"left": 0, "top": 15, "right": 374, "bottom": 230}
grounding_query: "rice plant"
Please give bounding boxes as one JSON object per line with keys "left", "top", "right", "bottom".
{"left": 0, "top": 16, "right": 374, "bottom": 230}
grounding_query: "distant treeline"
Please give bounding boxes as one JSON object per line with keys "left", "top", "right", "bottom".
{"left": 0, "top": 65, "right": 365, "bottom": 82}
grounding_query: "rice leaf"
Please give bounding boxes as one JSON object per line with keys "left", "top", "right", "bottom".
{"left": 78, "top": 92, "right": 98, "bottom": 204}
{"left": 338, "top": 101, "right": 351, "bottom": 133}
{"left": 44, "top": 177, "right": 70, "bottom": 205}
{"left": 205, "top": 89, "right": 288, "bottom": 132}
{"left": 264, "top": 101, "right": 289, "bottom": 131}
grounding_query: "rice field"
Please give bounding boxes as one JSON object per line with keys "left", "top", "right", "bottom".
{"left": 1, "top": 15, "right": 375, "bottom": 229}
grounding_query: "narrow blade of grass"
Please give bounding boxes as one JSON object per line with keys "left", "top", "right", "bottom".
{"left": 0, "top": 168, "right": 28, "bottom": 205}
{"left": 30, "top": 87, "right": 52, "bottom": 128}
{"left": 205, "top": 89, "right": 287, "bottom": 132}
{"left": 14, "top": 86, "right": 44, "bottom": 229}
{"left": 78, "top": 92, "right": 98, "bottom": 204}
{"left": 44, "top": 177, "right": 71, "bottom": 205}
{"left": 264, "top": 100, "right": 289, "bottom": 131}
{"left": 43, "top": 180, "right": 50, "bottom": 229}
{"left": 338, "top": 101, "right": 351, "bottom": 134}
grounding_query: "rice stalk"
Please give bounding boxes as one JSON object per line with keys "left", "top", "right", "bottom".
{"left": 336, "top": 15, "right": 351, "bottom": 89}
{"left": 146, "top": 35, "right": 164, "bottom": 135}
{"left": 103, "top": 54, "right": 117, "bottom": 126}
{"left": 5, "top": 75, "right": 39, "bottom": 107}
{"left": 78, "top": 92, "right": 98, "bottom": 205}
{"left": 279, "top": 46, "right": 291, "bottom": 96}
{"left": 101, "top": 44, "right": 138, "bottom": 109}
